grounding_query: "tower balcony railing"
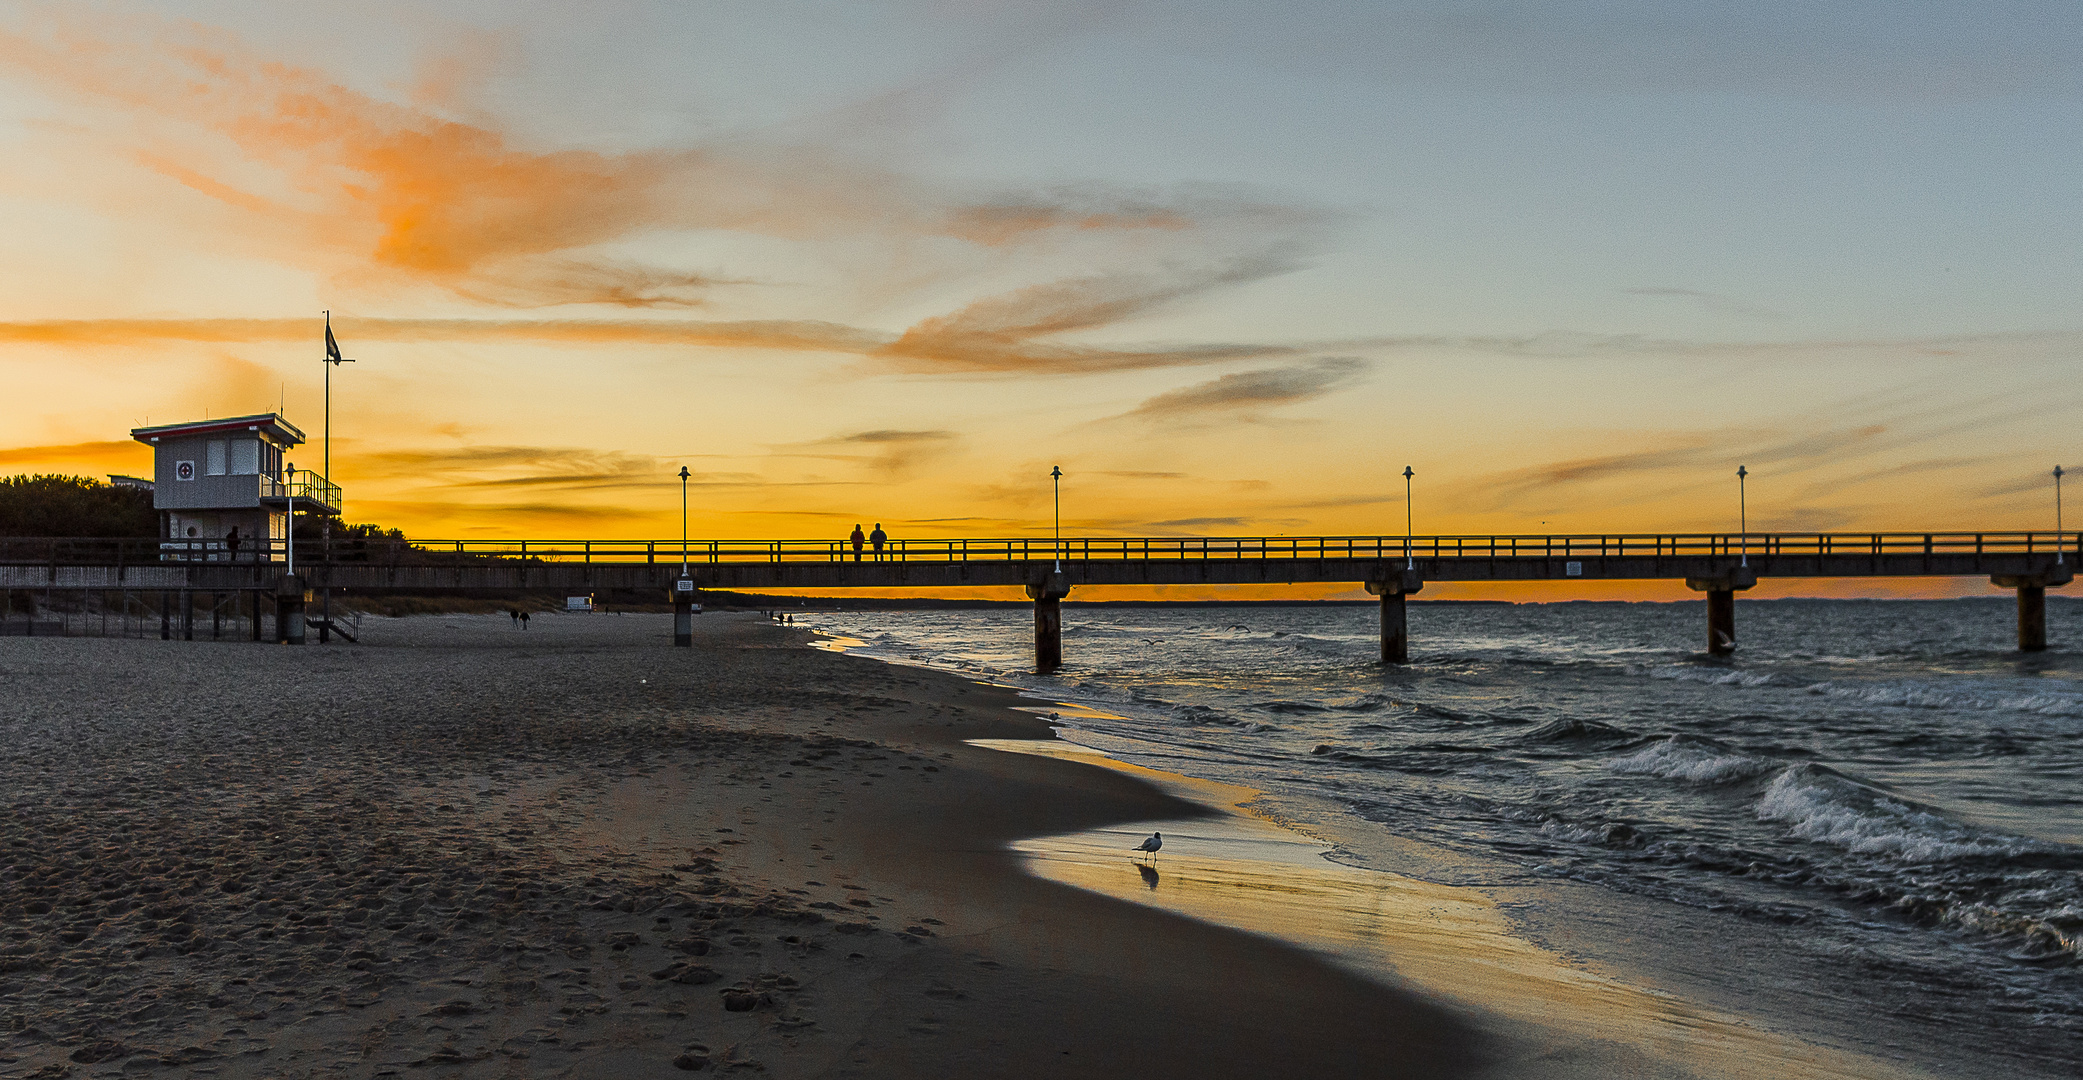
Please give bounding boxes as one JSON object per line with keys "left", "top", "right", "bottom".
{"left": 259, "top": 471, "right": 342, "bottom": 514}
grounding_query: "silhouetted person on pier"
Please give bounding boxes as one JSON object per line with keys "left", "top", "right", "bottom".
{"left": 870, "top": 523, "right": 887, "bottom": 561}
{"left": 224, "top": 526, "right": 240, "bottom": 561}
{"left": 850, "top": 524, "right": 865, "bottom": 561}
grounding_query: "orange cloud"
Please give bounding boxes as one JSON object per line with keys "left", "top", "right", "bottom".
{"left": 0, "top": 440, "right": 150, "bottom": 474}
{"left": 0, "top": 11, "right": 1314, "bottom": 323}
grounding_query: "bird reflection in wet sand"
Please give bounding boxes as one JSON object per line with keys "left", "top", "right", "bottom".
{"left": 1136, "top": 862, "right": 1160, "bottom": 890}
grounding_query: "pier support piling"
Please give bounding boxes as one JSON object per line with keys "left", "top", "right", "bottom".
{"left": 1365, "top": 569, "right": 1425, "bottom": 664}
{"left": 2018, "top": 584, "right": 2047, "bottom": 652}
{"left": 1705, "top": 590, "right": 1735, "bottom": 656}
{"left": 1027, "top": 572, "right": 1071, "bottom": 674}
{"left": 159, "top": 591, "right": 170, "bottom": 641}
{"left": 1993, "top": 565, "right": 2071, "bottom": 652}
{"left": 1685, "top": 566, "right": 1758, "bottom": 657}
{"left": 672, "top": 577, "right": 695, "bottom": 647}
{"left": 275, "top": 575, "right": 305, "bottom": 645}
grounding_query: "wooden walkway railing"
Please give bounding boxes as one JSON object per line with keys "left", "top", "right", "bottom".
{"left": 0, "top": 531, "right": 2078, "bottom": 567}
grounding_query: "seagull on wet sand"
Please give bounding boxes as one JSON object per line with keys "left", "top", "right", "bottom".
{"left": 1132, "top": 832, "right": 1162, "bottom": 860}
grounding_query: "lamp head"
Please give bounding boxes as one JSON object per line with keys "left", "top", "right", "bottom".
{"left": 1402, "top": 466, "right": 1413, "bottom": 480}
{"left": 1737, "top": 465, "right": 1748, "bottom": 479}
{"left": 2057, "top": 465, "right": 2066, "bottom": 481}
{"left": 1051, "top": 465, "right": 1062, "bottom": 479}
{"left": 679, "top": 466, "right": 690, "bottom": 481}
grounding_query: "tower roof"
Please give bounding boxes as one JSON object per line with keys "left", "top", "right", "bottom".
{"left": 130, "top": 413, "right": 305, "bottom": 447}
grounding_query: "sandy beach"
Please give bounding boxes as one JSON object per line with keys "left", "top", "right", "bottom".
{"left": 1, "top": 612, "right": 1487, "bottom": 1078}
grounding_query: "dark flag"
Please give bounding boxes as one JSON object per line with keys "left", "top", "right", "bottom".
{"left": 324, "top": 314, "right": 344, "bottom": 363}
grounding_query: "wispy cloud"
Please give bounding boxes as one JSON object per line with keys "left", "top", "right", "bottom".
{"left": 876, "top": 245, "right": 1317, "bottom": 373}
{"left": 1122, "top": 357, "right": 1367, "bottom": 421}
{"left": 1623, "top": 286, "right": 1782, "bottom": 320}
{"left": 777, "top": 429, "right": 960, "bottom": 478}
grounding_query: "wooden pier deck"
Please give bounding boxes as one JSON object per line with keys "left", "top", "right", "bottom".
{"left": 3, "top": 532, "right": 2074, "bottom": 666}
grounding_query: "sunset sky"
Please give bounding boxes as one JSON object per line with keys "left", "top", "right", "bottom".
{"left": 2, "top": 1, "right": 2078, "bottom": 598}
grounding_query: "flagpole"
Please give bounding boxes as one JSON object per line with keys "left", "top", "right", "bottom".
{"left": 319, "top": 312, "right": 353, "bottom": 644}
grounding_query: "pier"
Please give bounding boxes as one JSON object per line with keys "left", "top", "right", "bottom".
{"left": 1, "top": 532, "right": 2073, "bottom": 669}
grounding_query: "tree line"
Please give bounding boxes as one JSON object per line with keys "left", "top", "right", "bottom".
{"left": 0, "top": 474, "right": 404, "bottom": 541}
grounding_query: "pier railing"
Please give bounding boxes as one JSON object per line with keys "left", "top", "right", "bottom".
{"left": 2, "top": 531, "right": 2076, "bottom": 567}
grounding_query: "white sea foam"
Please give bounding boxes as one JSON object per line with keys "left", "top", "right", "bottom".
{"left": 1805, "top": 680, "right": 2083, "bottom": 717}
{"left": 1639, "top": 665, "right": 1783, "bottom": 688}
{"left": 1756, "top": 765, "right": 2043, "bottom": 862}
{"left": 1608, "top": 737, "right": 1773, "bottom": 784}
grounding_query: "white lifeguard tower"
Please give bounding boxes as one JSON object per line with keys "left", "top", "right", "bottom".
{"left": 129, "top": 413, "right": 341, "bottom": 560}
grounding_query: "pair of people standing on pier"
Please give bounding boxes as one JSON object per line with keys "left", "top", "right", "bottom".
{"left": 849, "top": 524, "right": 889, "bottom": 561}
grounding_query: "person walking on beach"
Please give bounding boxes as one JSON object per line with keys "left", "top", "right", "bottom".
{"left": 870, "top": 523, "right": 887, "bottom": 561}
{"left": 850, "top": 524, "right": 865, "bottom": 562}
{"left": 509, "top": 609, "right": 520, "bottom": 628}
{"left": 519, "top": 610, "right": 530, "bottom": 630}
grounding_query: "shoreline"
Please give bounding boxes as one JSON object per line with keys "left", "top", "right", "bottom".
{"left": 0, "top": 611, "right": 1479, "bottom": 1077}
{"left": 809, "top": 616, "right": 2001, "bottom": 1080}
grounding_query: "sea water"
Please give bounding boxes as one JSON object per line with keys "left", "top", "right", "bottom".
{"left": 803, "top": 598, "right": 2083, "bottom": 1076}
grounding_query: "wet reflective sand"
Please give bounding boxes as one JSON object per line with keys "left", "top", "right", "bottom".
{"left": 977, "top": 737, "right": 1937, "bottom": 1080}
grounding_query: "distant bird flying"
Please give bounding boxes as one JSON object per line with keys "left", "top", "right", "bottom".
{"left": 1132, "top": 832, "right": 1162, "bottom": 860}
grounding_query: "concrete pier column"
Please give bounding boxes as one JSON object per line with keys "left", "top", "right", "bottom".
{"left": 1685, "top": 566, "right": 1758, "bottom": 658}
{"left": 1380, "top": 592, "right": 1408, "bottom": 663}
{"left": 1993, "top": 566, "right": 2070, "bottom": 652}
{"left": 672, "top": 577, "right": 695, "bottom": 647}
{"left": 251, "top": 590, "right": 263, "bottom": 642}
{"left": 1365, "top": 568, "right": 1425, "bottom": 664}
{"left": 1706, "top": 590, "right": 1736, "bottom": 656}
{"left": 275, "top": 575, "right": 305, "bottom": 645}
{"left": 2017, "top": 584, "right": 2047, "bottom": 652}
{"left": 160, "top": 591, "right": 171, "bottom": 641}
{"left": 1027, "top": 572, "right": 1071, "bottom": 674}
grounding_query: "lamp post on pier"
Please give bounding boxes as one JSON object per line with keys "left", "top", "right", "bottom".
{"left": 1052, "top": 465, "right": 1063, "bottom": 571}
{"left": 277, "top": 461, "right": 306, "bottom": 644}
{"left": 284, "top": 462, "right": 296, "bottom": 578}
{"left": 2057, "top": 465, "right": 2067, "bottom": 565}
{"left": 1402, "top": 465, "right": 1414, "bottom": 569}
{"left": 674, "top": 465, "right": 693, "bottom": 647}
{"left": 1737, "top": 465, "right": 1749, "bottom": 567}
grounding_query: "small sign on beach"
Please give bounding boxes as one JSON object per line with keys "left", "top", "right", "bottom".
{"left": 1566, "top": 561, "right": 1582, "bottom": 576}
{"left": 675, "top": 579, "right": 694, "bottom": 593}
